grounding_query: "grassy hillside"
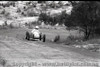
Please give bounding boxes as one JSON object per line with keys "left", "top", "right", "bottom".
{"left": 0, "top": 1, "right": 72, "bottom": 20}
{"left": 0, "top": 1, "right": 72, "bottom": 27}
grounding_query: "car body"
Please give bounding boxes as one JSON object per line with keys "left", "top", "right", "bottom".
{"left": 25, "top": 31, "right": 46, "bottom": 42}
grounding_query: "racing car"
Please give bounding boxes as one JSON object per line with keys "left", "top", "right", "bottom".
{"left": 25, "top": 31, "right": 46, "bottom": 42}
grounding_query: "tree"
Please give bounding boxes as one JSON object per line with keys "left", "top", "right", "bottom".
{"left": 39, "top": 13, "right": 52, "bottom": 25}
{"left": 39, "top": 13, "right": 47, "bottom": 23}
{"left": 4, "top": 21, "right": 8, "bottom": 26}
{"left": 39, "top": 11, "right": 69, "bottom": 26}
{"left": 65, "top": 1, "right": 100, "bottom": 40}
{"left": 68, "top": 1, "right": 79, "bottom": 6}
{"left": 38, "top": 1, "right": 45, "bottom": 3}
{"left": 59, "top": 10, "right": 68, "bottom": 25}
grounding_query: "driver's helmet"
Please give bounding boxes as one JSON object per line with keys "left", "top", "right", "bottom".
{"left": 35, "top": 26, "right": 39, "bottom": 29}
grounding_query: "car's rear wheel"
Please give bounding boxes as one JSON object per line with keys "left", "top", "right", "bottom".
{"left": 32, "top": 34, "right": 34, "bottom": 39}
{"left": 26, "top": 31, "right": 30, "bottom": 40}
{"left": 39, "top": 34, "right": 42, "bottom": 41}
{"left": 42, "top": 34, "right": 46, "bottom": 42}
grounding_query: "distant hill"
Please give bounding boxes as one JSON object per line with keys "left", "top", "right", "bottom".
{"left": 0, "top": 1, "right": 72, "bottom": 25}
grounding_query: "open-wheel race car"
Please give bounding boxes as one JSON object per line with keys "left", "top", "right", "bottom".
{"left": 25, "top": 31, "right": 46, "bottom": 42}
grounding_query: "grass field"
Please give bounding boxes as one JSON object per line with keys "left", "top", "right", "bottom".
{"left": 0, "top": 27, "right": 83, "bottom": 43}
{"left": 0, "top": 27, "right": 99, "bottom": 67}
{"left": 0, "top": 27, "right": 99, "bottom": 52}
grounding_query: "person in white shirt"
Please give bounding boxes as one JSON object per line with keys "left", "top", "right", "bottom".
{"left": 31, "top": 26, "right": 40, "bottom": 38}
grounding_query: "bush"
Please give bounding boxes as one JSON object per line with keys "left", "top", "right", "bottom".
{"left": 4, "top": 21, "right": 8, "bottom": 26}
{"left": 95, "top": 28, "right": 100, "bottom": 35}
{"left": 65, "top": 34, "right": 83, "bottom": 45}
{"left": 0, "top": 58, "right": 7, "bottom": 66}
{"left": 53, "top": 35, "right": 60, "bottom": 42}
{"left": 9, "top": 23, "right": 14, "bottom": 28}
{"left": 28, "top": 24, "right": 33, "bottom": 29}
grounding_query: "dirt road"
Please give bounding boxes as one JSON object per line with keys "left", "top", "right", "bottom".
{"left": 0, "top": 28, "right": 99, "bottom": 67}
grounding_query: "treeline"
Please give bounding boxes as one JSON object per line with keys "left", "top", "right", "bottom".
{"left": 39, "top": 10, "right": 68, "bottom": 25}
{"left": 39, "top": 1, "right": 100, "bottom": 40}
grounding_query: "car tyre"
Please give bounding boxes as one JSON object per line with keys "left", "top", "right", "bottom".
{"left": 39, "top": 34, "right": 42, "bottom": 41}
{"left": 26, "top": 31, "right": 30, "bottom": 40}
{"left": 43, "top": 34, "right": 46, "bottom": 42}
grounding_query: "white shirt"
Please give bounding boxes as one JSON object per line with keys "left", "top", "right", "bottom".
{"left": 31, "top": 29, "right": 40, "bottom": 38}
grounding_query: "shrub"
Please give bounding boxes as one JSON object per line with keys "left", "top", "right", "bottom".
{"left": 95, "top": 28, "right": 100, "bottom": 35}
{"left": 4, "top": 21, "right": 8, "bottom": 26}
{"left": 53, "top": 35, "right": 60, "bottom": 42}
{"left": 28, "top": 23, "right": 33, "bottom": 29}
{"left": 0, "top": 58, "right": 7, "bottom": 66}
{"left": 65, "top": 34, "right": 83, "bottom": 45}
{"left": 9, "top": 23, "right": 14, "bottom": 28}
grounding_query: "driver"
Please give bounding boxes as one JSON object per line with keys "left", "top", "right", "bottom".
{"left": 31, "top": 26, "right": 40, "bottom": 38}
